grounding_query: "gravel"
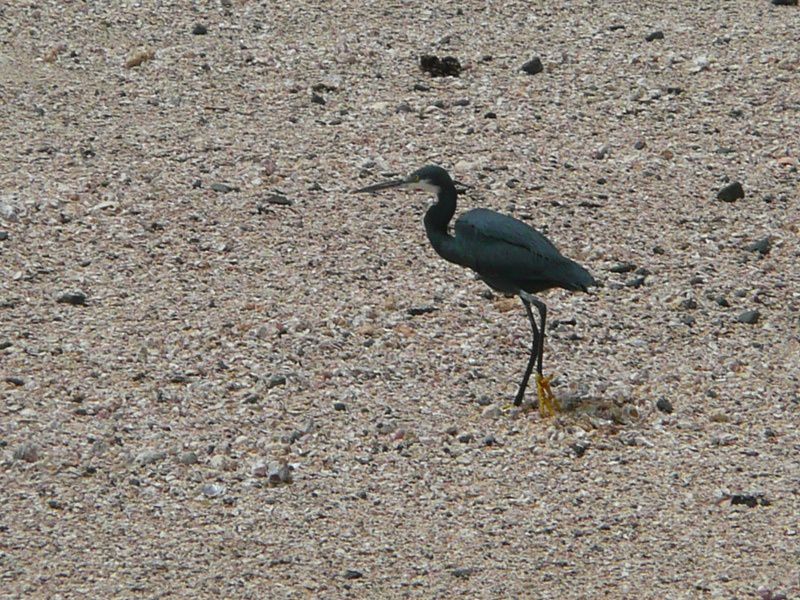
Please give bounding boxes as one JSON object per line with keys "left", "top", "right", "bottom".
{"left": 1, "top": 1, "right": 798, "bottom": 598}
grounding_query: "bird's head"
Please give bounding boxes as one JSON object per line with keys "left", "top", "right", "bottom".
{"left": 355, "top": 164, "right": 455, "bottom": 196}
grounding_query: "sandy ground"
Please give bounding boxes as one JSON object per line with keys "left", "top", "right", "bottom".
{"left": 1, "top": 1, "right": 799, "bottom": 598}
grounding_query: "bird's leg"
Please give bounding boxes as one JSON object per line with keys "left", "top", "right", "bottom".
{"left": 513, "top": 297, "right": 539, "bottom": 407}
{"left": 522, "top": 292, "right": 560, "bottom": 417}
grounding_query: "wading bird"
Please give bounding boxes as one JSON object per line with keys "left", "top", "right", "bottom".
{"left": 356, "top": 165, "right": 596, "bottom": 416}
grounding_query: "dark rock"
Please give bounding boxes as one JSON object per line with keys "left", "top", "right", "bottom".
{"left": 310, "top": 92, "right": 325, "bottom": 105}
{"left": 656, "top": 398, "right": 674, "bottom": 414}
{"left": 0, "top": 231, "right": 8, "bottom": 241}
{"left": 265, "top": 193, "right": 293, "bottom": 206}
{"left": 179, "top": 451, "right": 199, "bottom": 465}
{"left": 571, "top": 439, "right": 590, "bottom": 457}
{"left": 333, "top": 401, "right": 347, "bottom": 411}
{"left": 652, "top": 245, "right": 665, "bottom": 254}
{"left": 689, "top": 276, "right": 705, "bottom": 285}
{"left": 343, "top": 569, "right": 363, "bottom": 580}
{"left": 477, "top": 395, "right": 492, "bottom": 406}
{"left": 609, "top": 262, "right": 636, "bottom": 273}
{"left": 210, "top": 183, "right": 238, "bottom": 193}
{"left": 484, "top": 111, "right": 497, "bottom": 119}
{"left": 679, "top": 298, "right": 698, "bottom": 310}
{"left": 5, "top": 376, "right": 24, "bottom": 386}
{"left": 717, "top": 181, "right": 745, "bottom": 202}
{"left": 0, "top": 341, "right": 12, "bottom": 350}
{"left": 457, "top": 433, "right": 474, "bottom": 444}
{"left": 634, "top": 140, "right": 646, "bottom": 150}
{"left": 730, "top": 493, "right": 769, "bottom": 507}
{"left": 268, "top": 463, "right": 292, "bottom": 484}
{"left": 679, "top": 315, "right": 696, "bottom": 326}
{"left": 452, "top": 567, "right": 478, "bottom": 578}
{"left": 645, "top": 30, "right": 665, "bottom": 41}
{"left": 715, "top": 296, "right": 730, "bottom": 307}
{"left": 395, "top": 102, "right": 413, "bottom": 113}
{"left": 771, "top": 0, "right": 797, "bottom": 5}
{"left": 625, "top": 276, "right": 646, "bottom": 288}
{"left": 407, "top": 305, "right": 436, "bottom": 316}
{"left": 736, "top": 310, "right": 760, "bottom": 324}
{"left": 453, "top": 98, "right": 470, "bottom": 107}
{"left": 745, "top": 237, "right": 771, "bottom": 255}
{"left": 56, "top": 290, "right": 87, "bottom": 305}
{"left": 419, "top": 54, "right": 462, "bottom": 77}
{"left": 482, "top": 435, "right": 497, "bottom": 446}
{"left": 266, "top": 374, "right": 286, "bottom": 389}
{"left": 521, "top": 56, "right": 544, "bottom": 75}
{"left": 192, "top": 24, "right": 208, "bottom": 35}
{"left": 413, "top": 83, "right": 430, "bottom": 92}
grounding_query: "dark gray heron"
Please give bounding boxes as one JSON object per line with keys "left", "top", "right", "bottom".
{"left": 356, "top": 165, "right": 596, "bottom": 416}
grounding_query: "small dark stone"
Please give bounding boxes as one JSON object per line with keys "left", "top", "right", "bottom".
{"left": 736, "top": 310, "right": 760, "bottom": 324}
{"left": 242, "top": 393, "right": 260, "bottom": 404}
{"left": 445, "top": 425, "right": 458, "bottom": 436}
{"left": 634, "top": 140, "right": 646, "bottom": 150}
{"left": 482, "top": 435, "right": 496, "bottom": 446}
{"left": 689, "top": 276, "right": 705, "bottom": 285}
{"left": 680, "top": 315, "right": 696, "bottom": 326}
{"left": 745, "top": 237, "right": 771, "bottom": 255}
{"left": 652, "top": 245, "right": 665, "bottom": 254}
{"left": 484, "top": 111, "right": 497, "bottom": 119}
{"left": 771, "top": 0, "right": 797, "bottom": 5}
{"left": 56, "top": 290, "right": 87, "bottom": 305}
{"left": 608, "top": 24, "right": 626, "bottom": 31}
{"left": 571, "top": 439, "right": 590, "bottom": 457}
{"left": 645, "top": 30, "right": 665, "bottom": 42}
{"left": 679, "top": 298, "right": 698, "bottom": 310}
{"left": 717, "top": 181, "right": 745, "bottom": 202}
{"left": 656, "top": 397, "right": 674, "bottom": 414}
{"left": 413, "top": 83, "right": 430, "bottom": 92}
{"left": 419, "top": 54, "right": 462, "bottom": 77}
{"left": 266, "top": 374, "right": 286, "bottom": 389}
{"left": 625, "top": 276, "right": 646, "bottom": 288}
{"left": 192, "top": 24, "right": 208, "bottom": 35}
{"left": 5, "top": 376, "right": 24, "bottom": 386}
{"left": 343, "top": 570, "right": 363, "bottom": 580}
{"left": 715, "top": 296, "right": 730, "bottom": 307}
{"left": 452, "top": 98, "right": 470, "bottom": 107}
{"left": 452, "top": 567, "right": 478, "bottom": 578}
{"left": 192, "top": 179, "right": 202, "bottom": 189}
{"left": 48, "top": 499, "right": 64, "bottom": 510}
{"left": 0, "top": 231, "right": 8, "bottom": 241}
{"left": 521, "top": 56, "right": 544, "bottom": 75}
{"left": 311, "top": 92, "right": 325, "bottom": 105}
{"left": 730, "top": 493, "right": 768, "bottom": 508}
{"left": 210, "top": 183, "right": 238, "bottom": 193}
{"left": 477, "top": 395, "right": 492, "bottom": 406}
{"left": 265, "top": 193, "right": 293, "bottom": 206}
{"left": 395, "top": 102, "right": 413, "bottom": 113}
{"left": 457, "top": 433, "right": 474, "bottom": 444}
{"left": 333, "top": 401, "right": 347, "bottom": 411}
{"left": 407, "top": 305, "right": 436, "bottom": 316}
{"left": 609, "top": 262, "right": 636, "bottom": 273}
{"left": 0, "top": 341, "right": 12, "bottom": 350}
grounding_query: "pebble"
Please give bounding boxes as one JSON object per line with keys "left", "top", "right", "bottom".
{"left": 736, "top": 309, "right": 760, "bottom": 324}
{"left": 14, "top": 442, "right": 41, "bottom": 463}
{"left": 771, "top": 0, "right": 797, "bottom": 5}
{"left": 679, "top": 315, "right": 696, "bottom": 326}
{"left": 333, "top": 401, "right": 347, "bottom": 411}
{"left": 265, "top": 193, "right": 293, "bottom": 206}
{"left": 310, "top": 92, "right": 325, "bottom": 105}
{"left": 136, "top": 450, "right": 166, "bottom": 465}
{"left": 192, "top": 24, "right": 208, "bottom": 35}
{"left": 179, "top": 451, "right": 199, "bottom": 465}
{"left": 679, "top": 298, "right": 698, "bottom": 310}
{"left": 645, "top": 30, "right": 665, "bottom": 42}
{"left": 482, "top": 435, "right": 497, "bottom": 446}
{"left": 407, "top": 305, "right": 436, "bottom": 316}
{"left": 266, "top": 374, "right": 286, "bottom": 389}
{"left": 717, "top": 181, "right": 744, "bottom": 202}
{"left": 745, "top": 237, "right": 771, "bottom": 255}
{"left": 201, "top": 483, "right": 225, "bottom": 498}
{"left": 625, "top": 276, "right": 646, "bottom": 288}
{"left": 457, "top": 433, "right": 474, "bottom": 443}
{"left": 656, "top": 398, "right": 674, "bottom": 414}
{"left": 521, "top": 56, "right": 544, "bottom": 75}
{"left": 211, "top": 183, "right": 238, "bottom": 193}
{"left": 609, "top": 262, "right": 636, "bottom": 273}
{"left": 730, "top": 493, "right": 769, "bottom": 508}
{"left": 268, "top": 463, "right": 293, "bottom": 485}
{"left": 0, "top": 231, "right": 7, "bottom": 241}
{"left": 419, "top": 54, "right": 462, "bottom": 77}
{"left": 452, "top": 567, "right": 477, "bottom": 578}
{"left": 634, "top": 140, "right": 646, "bottom": 150}
{"left": 56, "top": 290, "right": 87, "bottom": 305}
{"left": 343, "top": 569, "right": 364, "bottom": 580}
{"left": 715, "top": 296, "right": 730, "bottom": 307}
{"left": 5, "top": 376, "right": 24, "bottom": 386}
{"left": 571, "top": 439, "right": 590, "bottom": 457}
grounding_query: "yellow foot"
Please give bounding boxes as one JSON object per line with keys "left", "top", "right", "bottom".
{"left": 536, "top": 373, "right": 561, "bottom": 418}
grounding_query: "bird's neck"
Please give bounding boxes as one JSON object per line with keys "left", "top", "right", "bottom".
{"left": 424, "top": 186, "right": 461, "bottom": 264}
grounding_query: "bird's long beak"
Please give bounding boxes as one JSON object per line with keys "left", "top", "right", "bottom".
{"left": 353, "top": 179, "right": 406, "bottom": 193}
